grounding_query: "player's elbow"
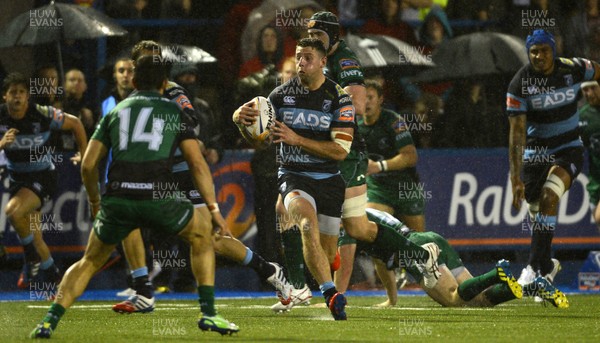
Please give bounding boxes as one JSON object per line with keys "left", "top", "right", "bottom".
{"left": 332, "top": 148, "right": 349, "bottom": 161}
{"left": 80, "top": 158, "right": 96, "bottom": 180}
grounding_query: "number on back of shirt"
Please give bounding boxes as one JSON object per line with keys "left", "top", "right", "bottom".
{"left": 118, "top": 107, "right": 164, "bottom": 151}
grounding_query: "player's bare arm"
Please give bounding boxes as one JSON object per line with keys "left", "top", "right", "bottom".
{"left": 271, "top": 120, "right": 353, "bottom": 161}
{"left": 61, "top": 113, "right": 88, "bottom": 165}
{"left": 509, "top": 114, "right": 527, "bottom": 210}
{"left": 81, "top": 139, "right": 107, "bottom": 218}
{"left": 367, "top": 144, "right": 417, "bottom": 176}
{"left": 179, "top": 138, "right": 230, "bottom": 236}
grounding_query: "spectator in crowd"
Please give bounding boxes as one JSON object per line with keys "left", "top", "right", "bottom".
{"left": 445, "top": 0, "right": 509, "bottom": 35}
{"left": 104, "top": 0, "right": 161, "bottom": 56}
{"left": 239, "top": 26, "right": 286, "bottom": 79}
{"left": 170, "top": 62, "right": 223, "bottom": 164}
{"left": 337, "top": 0, "right": 358, "bottom": 21}
{"left": 99, "top": 58, "right": 134, "bottom": 191}
{"left": 216, "top": 0, "right": 262, "bottom": 88}
{"left": 31, "top": 65, "right": 61, "bottom": 108}
{"left": 587, "top": 0, "right": 600, "bottom": 61}
{"left": 401, "top": 0, "right": 448, "bottom": 22}
{"left": 101, "top": 57, "right": 134, "bottom": 117}
{"left": 411, "top": 92, "right": 443, "bottom": 148}
{"left": 401, "top": 7, "right": 453, "bottom": 105}
{"left": 436, "top": 80, "right": 504, "bottom": 148}
{"left": 417, "top": 7, "right": 453, "bottom": 56}
{"left": 560, "top": 1, "right": 589, "bottom": 58}
{"left": 361, "top": 0, "right": 418, "bottom": 46}
{"left": 63, "top": 69, "right": 95, "bottom": 138}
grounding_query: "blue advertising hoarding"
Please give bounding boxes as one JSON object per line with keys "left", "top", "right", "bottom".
{"left": 417, "top": 149, "right": 600, "bottom": 249}
{"left": 1, "top": 149, "right": 598, "bottom": 256}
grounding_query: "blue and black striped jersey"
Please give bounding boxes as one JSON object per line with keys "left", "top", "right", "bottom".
{"left": 506, "top": 57, "right": 595, "bottom": 158}
{"left": 0, "top": 103, "right": 65, "bottom": 173}
{"left": 269, "top": 77, "right": 355, "bottom": 178}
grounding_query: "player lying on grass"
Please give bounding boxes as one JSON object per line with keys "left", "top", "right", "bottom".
{"left": 30, "top": 56, "right": 239, "bottom": 339}
{"left": 336, "top": 208, "right": 569, "bottom": 309}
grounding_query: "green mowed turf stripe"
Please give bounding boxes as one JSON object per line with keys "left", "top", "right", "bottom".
{"left": 26, "top": 304, "right": 519, "bottom": 311}
{"left": 3, "top": 295, "right": 599, "bottom": 342}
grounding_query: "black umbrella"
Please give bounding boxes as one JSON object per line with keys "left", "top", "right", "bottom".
{"left": 160, "top": 45, "right": 217, "bottom": 65}
{"left": 344, "top": 34, "right": 434, "bottom": 73}
{"left": 412, "top": 32, "right": 528, "bottom": 83}
{"left": 98, "top": 44, "right": 217, "bottom": 81}
{"left": 0, "top": 0, "right": 127, "bottom": 79}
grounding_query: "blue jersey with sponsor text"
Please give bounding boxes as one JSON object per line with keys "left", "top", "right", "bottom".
{"left": 0, "top": 103, "right": 65, "bottom": 173}
{"left": 506, "top": 57, "right": 595, "bottom": 158}
{"left": 269, "top": 77, "right": 355, "bottom": 178}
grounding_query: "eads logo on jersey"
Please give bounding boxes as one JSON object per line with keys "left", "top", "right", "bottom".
{"left": 530, "top": 89, "right": 577, "bottom": 110}
{"left": 283, "top": 110, "right": 331, "bottom": 129}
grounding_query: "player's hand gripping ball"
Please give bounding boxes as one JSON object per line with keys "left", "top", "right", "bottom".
{"left": 245, "top": 96, "right": 274, "bottom": 143}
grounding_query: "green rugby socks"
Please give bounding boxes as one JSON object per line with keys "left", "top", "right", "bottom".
{"left": 281, "top": 225, "right": 306, "bottom": 289}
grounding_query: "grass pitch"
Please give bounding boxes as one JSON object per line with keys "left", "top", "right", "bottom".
{"left": 2, "top": 295, "right": 599, "bottom": 342}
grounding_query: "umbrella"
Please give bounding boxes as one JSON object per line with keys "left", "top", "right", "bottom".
{"left": 343, "top": 33, "right": 434, "bottom": 75}
{"left": 0, "top": 0, "right": 127, "bottom": 79}
{"left": 241, "top": 0, "right": 323, "bottom": 62}
{"left": 160, "top": 45, "right": 217, "bottom": 65}
{"left": 98, "top": 44, "right": 217, "bottom": 81}
{"left": 412, "top": 32, "right": 528, "bottom": 83}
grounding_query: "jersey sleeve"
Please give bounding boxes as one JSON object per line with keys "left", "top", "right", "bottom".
{"left": 391, "top": 114, "right": 415, "bottom": 150}
{"left": 506, "top": 70, "right": 528, "bottom": 117}
{"left": 330, "top": 84, "right": 355, "bottom": 130}
{"left": 91, "top": 111, "right": 111, "bottom": 147}
{"left": 35, "top": 104, "right": 65, "bottom": 129}
{"left": 335, "top": 55, "right": 365, "bottom": 88}
{"left": 570, "top": 57, "right": 596, "bottom": 82}
{"left": 166, "top": 84, "right": 200, "bottom": 134}
{"left": 178, "top": 106, "right": 198, "bottom": 142}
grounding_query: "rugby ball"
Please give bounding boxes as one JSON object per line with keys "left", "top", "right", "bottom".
{"left": 246, "top": 96, "right": 275, "bottom": 142}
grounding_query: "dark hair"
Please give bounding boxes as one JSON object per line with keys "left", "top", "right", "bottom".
{"left": 133, "top": 55, "right": 168, "bottom": 90}
{"left": 257, "top": 26, "right": 284, "bottom": 65}
{"left": 365, "top": 80, "right": 384, "bottom": 97}
{"left": 2, "top": 72, "right": 28, "bottom": 94}
{"left": 297, "top": 38, "right": 327, "bottom": 57}
{"left": 131, "top": 40, "right": 162, "bottom": 62}
{"left": 33, "top": 65, "right": 59, "bottom": 84}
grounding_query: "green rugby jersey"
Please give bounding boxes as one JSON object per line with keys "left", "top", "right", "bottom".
{"left": 359, "top": 109, "right": 419, "bottom": 186}
{"left": 326, "top": 39, "right": 366, "bottom": 153}
{"left": 92, "top": 90, "right": 196, "bottom": 199}
{"left": 325, "top": 40, "right": 365, "bottom": 88}
{"left": 579, "top": 103, "right": 600, "bottom": 198}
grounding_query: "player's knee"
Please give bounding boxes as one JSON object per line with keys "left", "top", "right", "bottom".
{"left": 539, "top": 187, "right": 560, "bottom": 208}
{"left": 4, "top": 200, "right": 23, "bottom": 222}
{"left": 542, "top": 173, "right": 567, "bottom": 201}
